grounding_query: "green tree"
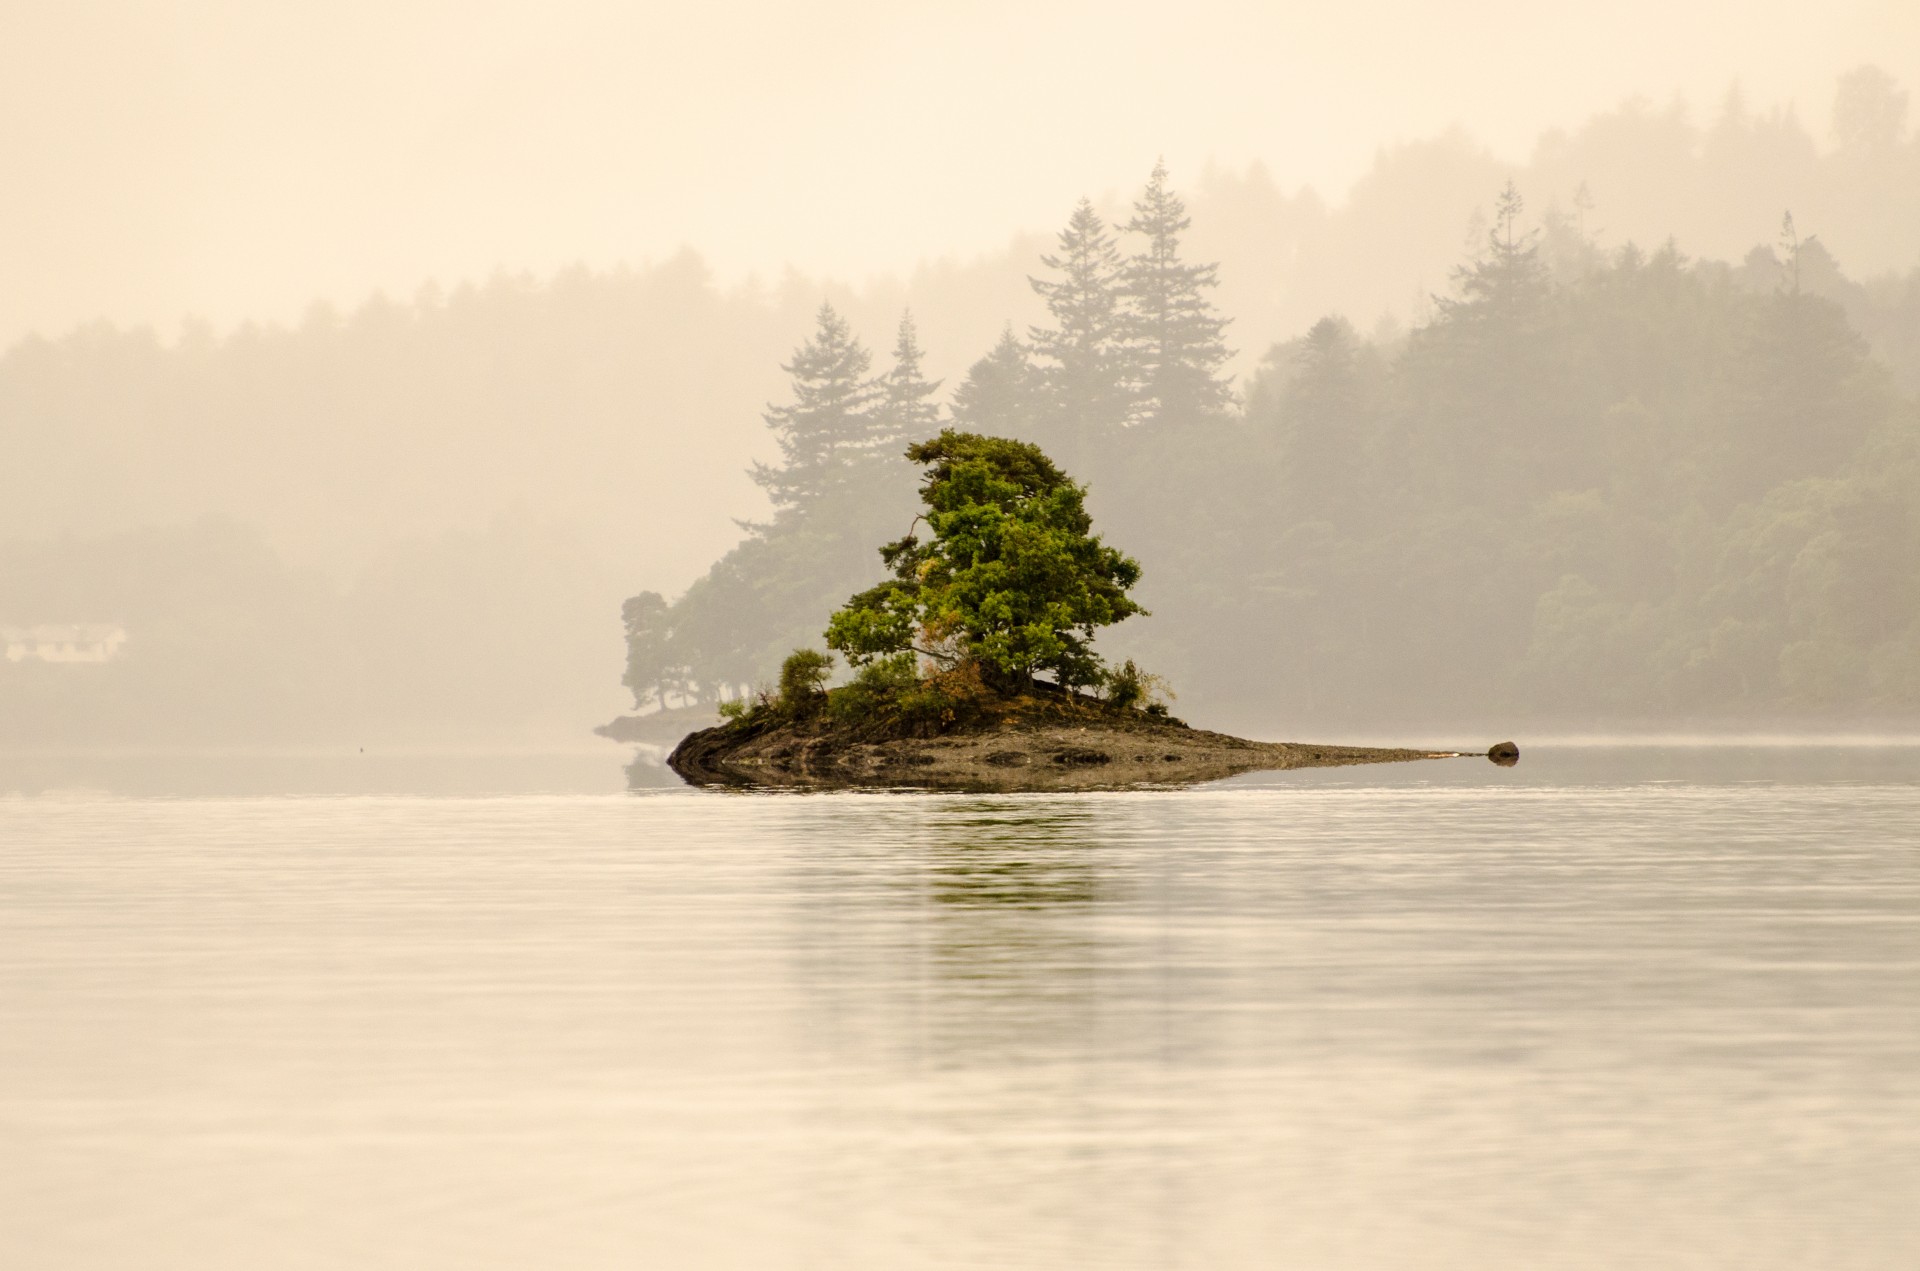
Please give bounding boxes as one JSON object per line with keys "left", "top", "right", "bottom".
{"left": 777, "top": 648, "right": 833, "bottom": 718}
{"left": 751, "top": 302, "right": 883, "bottom": 516}
{"left": 875, "top": 312, "right": 943, "bottom": 446}
{"left": 1118, "top": 160, "right": 1235, "bottom": 424}
{"left": 1028, "top": 199, "right": 1130, "bottom": 449}
{"left": 825, "top": 430, "right": 1145, "bottom": 690}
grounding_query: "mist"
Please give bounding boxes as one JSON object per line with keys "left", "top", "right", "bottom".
{"left": 6, "top": 3, "right": 1920, "bottom": 747}
{"left": 7, "top": 0, "right": 1919, "bottom": 342}
{"left": 12, "top": 16, "right": 1920, "bottom": 1265}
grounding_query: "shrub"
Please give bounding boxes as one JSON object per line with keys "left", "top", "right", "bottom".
{"left": 778, "top": 649, "right": 834, "bottom": 719}
{"left": 893, "top": 659, "right": 992, "bottom": 735}
{"left": 827, "top": 651, "right": 919, "bottom": 725}
{"left": 1101, "top": 659, "right": 1175, "bottom": 714}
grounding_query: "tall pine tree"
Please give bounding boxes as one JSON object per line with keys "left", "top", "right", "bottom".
{"left": 1436, "top": 180, "right": 1551, "bottom": 327}
{"left": 951, "top": 324, "right": 1039, "bottom": 437}
{"left": 751, "top": 302, "right": 883, "bottom": 517}
{"left": 1118, "top": 161, "right": 1234, "bottom": 424}
{"left": 875, "top": 312, "right": 943, "bottom": 446}
{"left": 1404, "top": 181, "right": 1567, "bottom": 497}
{"left": 1029, "top": 199, "right": 1130, "bottom": 448}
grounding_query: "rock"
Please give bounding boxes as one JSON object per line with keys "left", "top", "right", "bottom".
{"left": 662, "top": 692, "right": 1469, "bottom": 792}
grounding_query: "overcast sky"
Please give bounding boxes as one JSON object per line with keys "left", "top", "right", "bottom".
{"left": 4, "top": 0, "right": 1916, "bottom": 345}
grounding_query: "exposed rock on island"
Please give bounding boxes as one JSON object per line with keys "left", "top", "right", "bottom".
{"left": 666, "top": 689, "right": 1473, "bottom": 791}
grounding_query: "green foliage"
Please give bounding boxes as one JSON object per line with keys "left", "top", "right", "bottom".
{"left": 825, "top": 430, "right": 1146, "bottom": 690}
{"left": 891, "top": 660, "right": 994, "bottom": 732}
{"left": 1100, "top": 658, "right": 1174, "bottom": 713}
{"left": 716, "top": 698, "right": 748, "bottom": 721}
{"left": 623, "top": 164, "right": 1920, "bottom": 733}
{"left": 821, "top": 653, "right": 992, "bottom": 735}
{"left": 826, "top": 651, "right": 919, "bottom": 725}
{"left": 776, "top": 648, "right": 833, "bottom": 719}
{"left": 821, "top": 579, "right": 921, "bottom": 666}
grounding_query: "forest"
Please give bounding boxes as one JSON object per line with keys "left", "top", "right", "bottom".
{"left": 627, "top": 168, "right": 1920, "bottom": 734}
{"left": 5, "top": 72, "right": 1920, "bottom": 743}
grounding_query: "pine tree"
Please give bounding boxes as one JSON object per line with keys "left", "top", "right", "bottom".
{"left": 1028, "top": 199, "right": 1130, "bottom": 447}
{"left": 875, "top": 312, "right": 943, "bottom": 446}
{"left": 751, "top": 302, "right": 883, "bottom": 516}
{"left": 1118, "top": 160, "right": 1234, "bottom": 424}
{"left": 1437, "top": 180, "right": 1551, "bottom": 325}
{"left": 1407, "top": 181, "right": 1567, "bottom": 496}
{"left": 1278, "top": 316, "right": 1379, "bottom": 517}
{"left": 950, "top": 324, "right": 1038, "bottom": 436}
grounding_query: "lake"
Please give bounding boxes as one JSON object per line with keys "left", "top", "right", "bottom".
{"left": 3, "top": 745, "right": 1918, "bottom": 1268}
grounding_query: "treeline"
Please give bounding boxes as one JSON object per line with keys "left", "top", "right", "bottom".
{"left": 9, "top": 73, "right": 1920, "bottom": 742}
{"left": 0, "top": 253, "right": 798, "bottom": 588}
{"left": 626, "top": 174, "right": 1920, "bottom": 731}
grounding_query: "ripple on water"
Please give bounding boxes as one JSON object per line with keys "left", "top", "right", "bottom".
{"left": 3, "top": 752, "right": 1918, "bottom": 1269}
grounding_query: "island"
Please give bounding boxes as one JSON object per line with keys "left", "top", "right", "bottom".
{"left": 661, "top": 430, "right": 1510, "bottom": 791}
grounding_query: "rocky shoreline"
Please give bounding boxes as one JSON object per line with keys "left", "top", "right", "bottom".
{"left": 665, "top": 695, "right": 1496, "bottom": 791}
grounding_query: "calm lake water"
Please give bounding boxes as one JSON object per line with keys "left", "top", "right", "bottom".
{"left": 4, "top": 746, "right": 1918, "bottom": 1269}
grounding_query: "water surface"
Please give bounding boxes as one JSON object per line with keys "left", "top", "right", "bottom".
{"left": 4, "top": 747, "right": 1917, "bottom": 1268}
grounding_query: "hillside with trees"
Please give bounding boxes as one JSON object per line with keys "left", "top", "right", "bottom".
{"left": 6, "top": 72, "right": 1920, "bottom": 744}
{"left": 625, "top": 168, "right": 1920, "bottom": 734}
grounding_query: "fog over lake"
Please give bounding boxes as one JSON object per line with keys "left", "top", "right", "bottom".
{"left": 7, "top": 2, "right": 1920, "bottom": 1265}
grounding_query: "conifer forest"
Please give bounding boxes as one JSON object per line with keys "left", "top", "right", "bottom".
{"left": 7, "top": 83, "right": 1920, "bottom": 742}
{"left": 628, "top": 166, "right": 1920, "bottom": 733}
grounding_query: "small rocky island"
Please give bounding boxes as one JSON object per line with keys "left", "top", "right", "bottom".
{"left": 660, "top": 430, "right": 1507, "bottom": 791}
{"left": 668, "top": 682, "right": 1470, "bottom": 790}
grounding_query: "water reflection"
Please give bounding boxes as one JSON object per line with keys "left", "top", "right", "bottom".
{"left": 6, "top": 767, "right": 1920, "bottom": 1268}
{"left": 622, "top": 747, "right": 684, "bottom": 790}
{"left": 918, "top": 805, "right": 1115, "bottom": 1059}
{"left": 924, "top": 807, "right": 1104, "bottom": 908}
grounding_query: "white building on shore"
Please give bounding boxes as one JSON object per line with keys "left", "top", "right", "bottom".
{"left": 2, "top": 624, "right": 129, "bottom": 664}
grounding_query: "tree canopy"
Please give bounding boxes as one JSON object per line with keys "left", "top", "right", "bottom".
{"left": 622, "top": 163, "right": 1920, "bottom": 733}
{"left": 825, "top": 430, "right": 1144, "bottom": 689}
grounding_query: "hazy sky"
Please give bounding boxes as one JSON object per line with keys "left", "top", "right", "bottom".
{"left": 4, "top": 0, "right": 1917, "bottom": 345}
